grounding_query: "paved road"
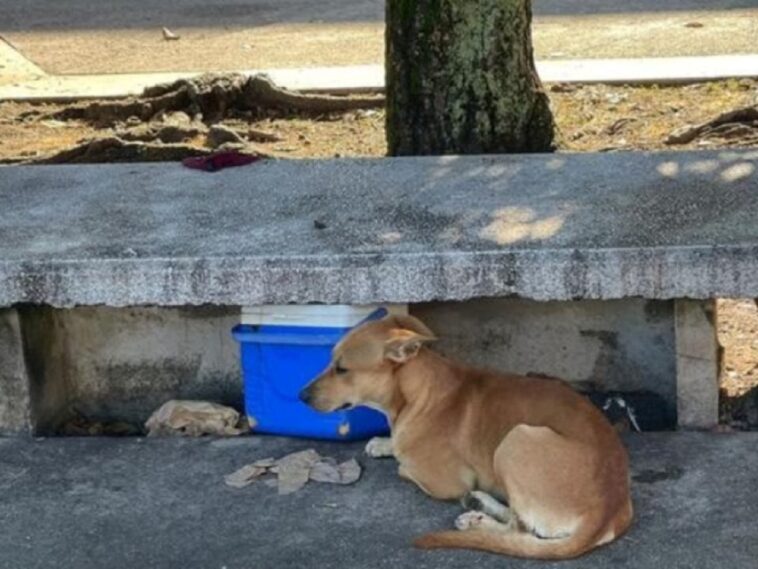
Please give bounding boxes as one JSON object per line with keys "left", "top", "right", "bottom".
{"left": 1, "top": 0, "right": 756, "bottom": 74}
{"left": 1, "top": 0, "right": 757, "bottom": 30}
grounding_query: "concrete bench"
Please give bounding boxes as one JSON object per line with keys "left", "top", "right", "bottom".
{"left": 1, "top": 150, "right": 756, "bottom": 434}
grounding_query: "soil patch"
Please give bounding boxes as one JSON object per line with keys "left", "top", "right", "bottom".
{"left": 2, "top": 78, "right": 756, "bottom": 164}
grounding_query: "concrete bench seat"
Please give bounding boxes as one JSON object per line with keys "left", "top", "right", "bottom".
{"left": 0, "top": 150, "right": 756, "bottom": 435}
{"left": 0, "top": 151, "right": 756, "bottom": 306}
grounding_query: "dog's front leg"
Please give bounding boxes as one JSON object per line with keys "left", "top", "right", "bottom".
{"left": 365, "top": 436, "right": 394, "bottom": 458}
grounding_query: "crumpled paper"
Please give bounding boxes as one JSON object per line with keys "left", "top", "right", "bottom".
{"left": 225, "top": 449, "right": 361, "bottom": 494}
{"left": 145, "top": 400, "right": 248, "bottom": 437}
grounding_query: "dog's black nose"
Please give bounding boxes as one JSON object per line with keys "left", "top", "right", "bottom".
{"left": 299, "top": 387, "right": 312, "bottom": 404}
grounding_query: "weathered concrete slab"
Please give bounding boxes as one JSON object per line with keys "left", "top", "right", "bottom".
{"left": 0, "top": 433, "right": 756, "bottom": 569}
{"left": 1, "top": 150, "right": 756, "bottom": 307}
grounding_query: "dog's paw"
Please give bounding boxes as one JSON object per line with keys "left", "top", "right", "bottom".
{"left": 455, "top": 511, "right": 490, "bottom": 531}
{"left": 461, "top": 491, "right": 513, "bottom": 523}
{"left": 364, "top": 437, "right": 393, "bottom": 458}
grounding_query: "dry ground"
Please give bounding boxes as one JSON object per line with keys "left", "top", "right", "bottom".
{"left": 1, "top": 80, "right": 757, "bottom": 161}
{"left": 3, "top": 11, "right": 757, "bottom": 74}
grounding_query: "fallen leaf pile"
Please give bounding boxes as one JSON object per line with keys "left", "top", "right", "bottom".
{"left": 225, "top": 449, "right": 361, "bottom": 494}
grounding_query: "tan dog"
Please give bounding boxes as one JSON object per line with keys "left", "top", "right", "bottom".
{"left": 299, "top": 315, "right": 633, "bottom": 559}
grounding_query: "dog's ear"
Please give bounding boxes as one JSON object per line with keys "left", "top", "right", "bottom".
{"left": 387, "top": 315, "right": 435, "bottom": 339}
{"left": 384, "top": 318, "right": 436, "bottom": 363}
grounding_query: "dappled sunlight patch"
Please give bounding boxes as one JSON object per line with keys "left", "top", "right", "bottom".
{"left": 657, "top": 161, "right": 680, "bottom": 177}
{"left": 545, "top": 157, "right": 566, "bottom": 171}
{"left": 480, "top": 206, "right": 567, "bottom": 245}
{"left": 685, "top": 159, "right": 720, "bottom": 174}
{"left": 720, "top": 161, "right": 755, "bottom": 183}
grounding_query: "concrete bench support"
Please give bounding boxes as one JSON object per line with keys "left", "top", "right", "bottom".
{"left": 0, "top": 151, "right": 755, "bottom": 434}
{"left": 0, "top": 308, "right": 31, "bottom": 435}
{"left": 675, "top": 299, "right": 719, "bottom": 429}
{"left": 0, "top": 299, "right": 679, "bottom": 434}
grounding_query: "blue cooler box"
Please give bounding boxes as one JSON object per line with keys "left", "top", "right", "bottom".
{"left": 232, "top": 305, "right": 402, "bottom": 440}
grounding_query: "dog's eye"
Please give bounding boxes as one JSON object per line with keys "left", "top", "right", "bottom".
{"left": 335, "top": 363, "right": 348, "bottom": 375}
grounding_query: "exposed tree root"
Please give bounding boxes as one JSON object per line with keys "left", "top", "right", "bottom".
{"left": 666, "top": 105, "right": 758, "bottom": 146}
{"left": 35, "top": 137, "right": 211, "bottom": 164}
{"left": 53, "top": 73, "right": 385, "bottom": 127}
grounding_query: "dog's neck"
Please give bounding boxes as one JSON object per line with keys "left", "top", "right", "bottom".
{"left": 381, "top": 348, "right": 462, "bottom": 424}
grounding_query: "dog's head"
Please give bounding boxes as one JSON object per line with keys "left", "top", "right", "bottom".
{"left": 299, "top": 315, "right": 436, "bottom": 413}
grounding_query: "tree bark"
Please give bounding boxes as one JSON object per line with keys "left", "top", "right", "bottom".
{"left": 386, "top": 0, "right": 555, "bottom": 155}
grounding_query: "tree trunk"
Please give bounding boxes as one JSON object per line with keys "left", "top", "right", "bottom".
{"left": 386, "top": 0, "right": 555, "bottom": 155}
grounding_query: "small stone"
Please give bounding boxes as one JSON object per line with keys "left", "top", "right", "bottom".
{"left": 160, "top": 111, "right": 192, "bottom": 127}
{"left": 207, "top": 125, "right": 245, "bottom": 148}
{"left": 605, "top": 93, "right": 627, "bottom": 105}
{"left": 41, "top": 120, "right": 67, "bottom": 128}
{"left": 216, "top": 142, "right": 247, "bottom": 152}
{"left": 162, "top": 27, "right": 181, "bottom": 40}
{"left": 247, "top": 128, "right": 281, "bottom": 143}
{"left": 154, "top": 124, "right": 203, "bottom": 143}
{"left": 549, "top": 83, "right": 578, "bottom": 93}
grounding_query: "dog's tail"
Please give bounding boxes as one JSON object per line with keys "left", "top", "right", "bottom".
{"left": 413, "top": 523, "right": 601, "bottom": 560}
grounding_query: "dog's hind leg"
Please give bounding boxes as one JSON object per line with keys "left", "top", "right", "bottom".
{"left": 365, "top": 437, "right": 394, "bottom": 458}
{"left": 462, "top": 491, "right": 513, "bottom": 524}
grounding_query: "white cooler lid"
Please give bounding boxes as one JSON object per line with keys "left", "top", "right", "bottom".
{"left": 240, "top": 304, "right": 408, "bottom": 327}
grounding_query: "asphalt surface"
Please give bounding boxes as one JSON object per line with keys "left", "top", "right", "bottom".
{"left": 1, "top": 0, "right": 756, "bottom": 74}
{"left": 1, "top": 433, "right": 757, "bottom": 569}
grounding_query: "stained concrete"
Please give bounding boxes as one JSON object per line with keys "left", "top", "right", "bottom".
{"left": 17, "top": 306, "right": 242, "bottom": 432}
{"left": 413, "top": 298, "right": 676, "bottom": 415}
{"left": 0, "top": 309, "right": 31, "bottom": 434}
{"left": 1, "top": 151, "right": 757, "bottom": 307}
{"left": 0, "top": 433, "right": 756, "bottom": 569}
{"left": 0, "top": 299, "right": 677, "bottom": 434}
{"left": 675, "top": 300, "right": 719, "bottom": 428}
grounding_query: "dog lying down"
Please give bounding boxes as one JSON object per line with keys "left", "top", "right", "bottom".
{"left": 300, "top": 314, "right": 633, "bottom": 560}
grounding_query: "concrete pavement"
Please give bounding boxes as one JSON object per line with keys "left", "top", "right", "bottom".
{"left": 0, "top": 433, "right": 756, "bottom": 569}
{"left": 5, "top": 55, "right": 758, "bottom": 101}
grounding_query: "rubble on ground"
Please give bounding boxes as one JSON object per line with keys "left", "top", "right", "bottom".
{"left": 225, "top": 449, "right": 362, "bottom": 494}
{"left": 145, "top": 400, "right": 249, "bottom": 437}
